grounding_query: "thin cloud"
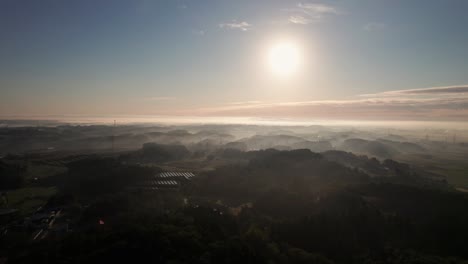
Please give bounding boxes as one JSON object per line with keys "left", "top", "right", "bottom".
{"left": 219, "top": 20, "right": 252, "bottom": 31}
{"left": 287, "top": 2, "right": 340, "bottom": 24}
{"left": 297, "top": 3, "right": 339, "bottom": 15}
{"left": 191, "top": 86, "right": 468, "bottom": 121}
{"left": 227, "top": 100, "right": 263, "bottom": 105}
{"left": 361, "top": 85, "right": 468, "bottom": 97}
{"left": 289, "top": 15, "right": 313, "bottom": 25}
{"left": 192, "top": 29, "right": 206, "bottom": 36}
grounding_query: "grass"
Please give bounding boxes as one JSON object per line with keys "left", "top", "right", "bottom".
{"left": 396, "top": 153, "right": 468, "bottom": 189}
{"left": 432, "top": 166, "right": 468, "bottom": 189}
{"left": 4, "top": 187, "right": 57, "bottom": 215}
{"left": 26, "top": 164, "right": 67, "bottom": 180}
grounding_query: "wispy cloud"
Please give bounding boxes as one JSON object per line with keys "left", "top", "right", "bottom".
{"left": 297, "top": 3, "right": 339, "bottom": 15}
{"left": 287, "top": 2, "right": 340, "bottom": 24}
{"left": 219, "top": 20, "right": 252, "bottom": 31}
{"left": 227, "top": 101, "right": 263, "bottom": 105}
{"left": 289, "top": 15, "right": 313, "bottom": 25}
{"left": 361, "top": 85, "right": 468, "bottom": 97}
{"left": 191, "top": 85, "right": 468, "bottom": 121}
{"left": 191, "top": 29, "right": 206, "bottom": 36}
{"left": 363, "top": 22, "right": 386, "bottom": 32}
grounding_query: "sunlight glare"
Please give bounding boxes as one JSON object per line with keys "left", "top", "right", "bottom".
{"left": 267, "top": 41, "right": 301, "bottom": 78}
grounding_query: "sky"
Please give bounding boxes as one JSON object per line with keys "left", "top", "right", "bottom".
{"left": 1, "top": 0, "right": 468, "bottom": 122}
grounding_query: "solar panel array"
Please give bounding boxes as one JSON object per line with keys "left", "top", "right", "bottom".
{"left": 158, "top": 172, "right": 195, "bottom": 180}
{"left": 154, "top": 180, "right": 178, "bottom": 186}
{"left": 136, "top": 172, "right": 195, "bottom": 191}
{"left": 142, "top": 186, "right": 159, "bottom": 191}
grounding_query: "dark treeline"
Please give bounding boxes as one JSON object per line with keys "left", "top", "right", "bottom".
{"left": 2, "top": 144, "right": 468, "bottom": 263}
{"left": 0, "top": 160, "right": 26, "bottom": 189}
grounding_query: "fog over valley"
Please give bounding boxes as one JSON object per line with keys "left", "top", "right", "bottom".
{"left": 2, "top": 0, "right": 468, "bottom": 263}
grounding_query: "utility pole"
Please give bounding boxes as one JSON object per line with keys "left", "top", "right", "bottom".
{"left": 112, "top": 120, "right": 115, "bottom": 153}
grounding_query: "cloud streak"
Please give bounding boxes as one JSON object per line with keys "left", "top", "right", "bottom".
{"left": 289, "top": 15, "right": 313, "bottom": 25}
{"left": 361, "top": 85, "right": 468, "bottom": 97}
{"left": 297, "top": 3, "right": 339, "bottom": 15}
{"left": 191, "top": 29, "right": 205, "bottom": 36}
{"left": 219, "top": 20, "right": 252, "bottom": 31}
{"left": 227, "top": 101, "right": 263, "bottom": 105}
{"left": 287, "top": 2, "right": 340, "bottom": 24}
{"left": 190, "top": 85, "right": 468, "bottom": 121}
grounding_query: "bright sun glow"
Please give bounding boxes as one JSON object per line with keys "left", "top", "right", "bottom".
{"left": 267, "top": 41, "right": 301, "bottom": 78}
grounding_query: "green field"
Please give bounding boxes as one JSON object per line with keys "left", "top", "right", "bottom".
{"left": 4, "top": 187, "right": 57, "bottom": 215}
{"left": 396, "top": 153, "right": 468, "bottom": 189}
{"left": 25, "top": 164, "right": 67, "bottom": 180}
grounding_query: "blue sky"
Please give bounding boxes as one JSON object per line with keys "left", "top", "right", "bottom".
{"left": 1, "top": 0, "right": 468, "bottom": 121}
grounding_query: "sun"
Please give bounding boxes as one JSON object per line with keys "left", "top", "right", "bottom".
{"left": 267, "top": 41, "right": 301, "bottom": 78}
